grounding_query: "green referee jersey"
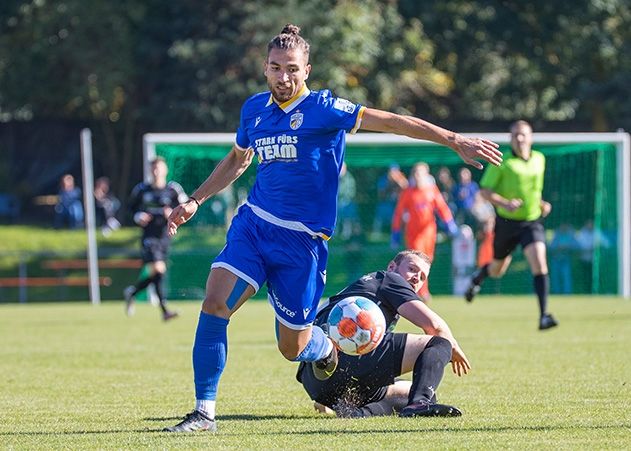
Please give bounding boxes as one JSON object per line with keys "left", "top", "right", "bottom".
{"left": 480, "top": 150, "right": 545, "bottom": 221}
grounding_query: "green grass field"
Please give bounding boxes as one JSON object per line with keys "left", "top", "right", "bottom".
{"left": 1, "top": 296, "right": 630, "bottom": 449}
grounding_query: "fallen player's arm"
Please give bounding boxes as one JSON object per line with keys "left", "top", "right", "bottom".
{"left": 397, "top": 300, "right": 471, "bottom": 376}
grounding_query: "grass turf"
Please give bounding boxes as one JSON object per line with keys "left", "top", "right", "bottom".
{"left": 1, "top": 295, "right": 630, "bottom": 449}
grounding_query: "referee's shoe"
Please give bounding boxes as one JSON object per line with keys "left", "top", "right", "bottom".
{"left": 539, "top": 313, "right": 559, "bottom": 330}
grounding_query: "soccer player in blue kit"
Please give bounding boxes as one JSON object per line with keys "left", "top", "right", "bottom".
{"left": 164, "top": 24, "right": 502, "bottom": 432}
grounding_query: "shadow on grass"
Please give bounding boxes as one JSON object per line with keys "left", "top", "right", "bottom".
{"left": 2, "top": 422, "right": 630, "bottom": 437}
{"left": 145, "top": 413, "right": 315, "bottom": 422}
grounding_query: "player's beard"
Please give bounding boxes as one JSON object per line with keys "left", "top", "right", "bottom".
{"left": 269, "top": 81, "right": 296, "bottom": 103}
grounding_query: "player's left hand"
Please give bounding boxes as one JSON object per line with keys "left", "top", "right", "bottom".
{"left": 541, "top": 201, "right": 552, "bottom": 218}
{"left": 451, "top": 345, "right": 471, "bottom": 377}
{"left": 453, "top": 136, "right": 502, "bottom": 169}
{"left": 167, "top": 200, "right": 198, "bottom": 237}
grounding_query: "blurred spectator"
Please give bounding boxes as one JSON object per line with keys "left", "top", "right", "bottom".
{"left": 54, "top": 174, "right": 84, "bottom": 229}
{"left": 436, "top": 166, "right": 457, "bottom": 214}
{"left": 371, "top": 163, "right": 408, "bottom": 238}
{"left": 576, "top": 219, "right": 611, "bottom": 293}
{"left": 0, "top": 193, "right": 20, "bottom": 222}
{"left": 94, "top": 176, "right": 121, "bottom": 236}
{"left": 452, "top": 167, "right": 479, "bottom": 226}
{"left": 452, "top": 224, "right": 476, "bottom": 295}
{"left": 391, "top": 162, "right": 458, "bottom": 302}
{"left": 470, "top": 190, "right": 497, "bottom": 270}
{"left": 549, "top": 223, "right": 579, "bottom": 294}
{"left": 476, "top": 216, "right": 495, "bottom": 269}
{"left": 337, "top": 162, "right": 360, "bottom": 240}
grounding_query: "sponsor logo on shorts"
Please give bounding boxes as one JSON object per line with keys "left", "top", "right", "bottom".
{"left": 270, "top": 289, "right": 296, "bottom": 318}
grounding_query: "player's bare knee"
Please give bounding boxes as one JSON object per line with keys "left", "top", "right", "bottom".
{"left": 154, "top": 261, "right": 167, "bottom": 274}
{"left": 277, "top": 341, "right": 301, "bottom": 360}
{"left": 201, "top": 295, "right": 231, "bottom": 318}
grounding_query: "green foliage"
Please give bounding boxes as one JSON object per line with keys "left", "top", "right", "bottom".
{"left": 1, "top": 297, "right": 630, "bottom": 448}
{"left": 398, "top": 0, "right": 631, "bottom": 129}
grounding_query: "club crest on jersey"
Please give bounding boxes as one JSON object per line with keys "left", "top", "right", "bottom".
{"left": 289, "top": 112, "right": 303, "bottom": 130}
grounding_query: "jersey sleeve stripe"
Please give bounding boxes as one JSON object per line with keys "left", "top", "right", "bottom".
{"left": 349, "top": 106, "right": 366, "bottom": 134}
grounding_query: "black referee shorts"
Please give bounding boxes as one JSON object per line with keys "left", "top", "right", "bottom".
{"left": 141, "top": 236, "right": 170, "bottom": 263}
{"left": 493, "top": 216, "right": 546, "bottom": 260}
{"left": 297, "top": 332, "right": 407, "bottom": 409}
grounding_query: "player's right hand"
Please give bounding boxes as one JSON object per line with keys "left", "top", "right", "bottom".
{"left": 451, "top": 345, "right": 471, "bottom": 377}
{"left": 504, "top": 198, "right": 523, "bottom": 212}
{"left": 167, "top": 200, "right": 198, "bottom": 237}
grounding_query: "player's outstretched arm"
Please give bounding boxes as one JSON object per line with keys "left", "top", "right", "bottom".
{"left": 397, "top": 300, "right": 471, "bottom": 376}
{"left": 360, "top": 108, "right": 502, "bottom": 169}
{"left": 167, "top": 146, "right": 254, "bottom": 236}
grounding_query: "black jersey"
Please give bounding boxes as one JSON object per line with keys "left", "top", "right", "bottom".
{"left": 128, "top": 181, "right": 187, "bottom": 239}
{"left": 316, "top": 270, "right": 421, "bottom": 332}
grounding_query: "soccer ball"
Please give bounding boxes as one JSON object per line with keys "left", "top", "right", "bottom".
{"left": 327, "top": 296, "right": 386, "bottom": 356}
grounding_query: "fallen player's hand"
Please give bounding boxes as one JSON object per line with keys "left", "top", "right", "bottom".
{"left": 167, "top": 200, "right": 198, "bottom": 237}
{"left": 451, "top": 345, "right": 471, "bottom": 377}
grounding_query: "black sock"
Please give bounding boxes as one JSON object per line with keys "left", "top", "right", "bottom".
{"left": 408, "top": 336, "right": 452, "bottom": 405}
{"left": 472, "top": 264, "right": 489, "bottom": 286}
{"left": 152, "top": 272, "right": 168, "bottom": 314}
{"left": 533, "top": 273, "right": 549, "bottom": 317}
{"left": 133, "top": 276, "right": 153, "bottom": 295}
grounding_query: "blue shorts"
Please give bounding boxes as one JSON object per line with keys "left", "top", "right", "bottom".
{"left": 212, "top": 205, "right": 328, "bottom": 329}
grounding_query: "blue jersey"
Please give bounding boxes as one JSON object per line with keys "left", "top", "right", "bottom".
{"left": 235, "top": 85, "right": 364, "bottom": 239}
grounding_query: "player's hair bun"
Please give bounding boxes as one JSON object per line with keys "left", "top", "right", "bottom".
{"left": 281, "top": 24, "right": 301, "bottom": 36}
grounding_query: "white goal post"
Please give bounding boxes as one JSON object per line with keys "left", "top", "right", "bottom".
{"left": 143, "top": 131, "right": 631, "bottom": 298}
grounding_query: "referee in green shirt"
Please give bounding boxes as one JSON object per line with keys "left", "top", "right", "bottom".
{"left": 465, "top": 120, "right": 558, "bottom": 330}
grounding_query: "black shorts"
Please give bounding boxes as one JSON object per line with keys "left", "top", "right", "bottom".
{"left": 493, "top": 216, "right": 545, "bottom": 260}
{"left": 141, "top": 236, "right": 170, "bottom": 263}
{"left": 297, "top": 332, "right": 407, "bottom": 408}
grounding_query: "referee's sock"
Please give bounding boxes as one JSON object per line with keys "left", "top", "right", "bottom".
{"left": 407, "top": 336, "right": 452, "bottom": 405}
{"left": 472, "top": 264, "right": 489, "bottom": 286}
{"left": 533, "top": 273, "right": 549, "bottom": 317}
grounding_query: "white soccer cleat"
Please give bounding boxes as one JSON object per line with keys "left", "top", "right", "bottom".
{"left": 124, "top": 286, "right": 136, "bottom": 316}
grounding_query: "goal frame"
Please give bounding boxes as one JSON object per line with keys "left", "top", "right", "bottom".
{"left": 143, "top": 131, "right": 631, "bottom": 298}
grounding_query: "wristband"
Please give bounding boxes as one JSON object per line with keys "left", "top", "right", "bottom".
{"left": 188, "top": 196, "right": 201, "bottom": 207}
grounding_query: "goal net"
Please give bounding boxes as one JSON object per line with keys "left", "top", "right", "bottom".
{"left": 144, "top": 132, "right": 630, "bottom": 299}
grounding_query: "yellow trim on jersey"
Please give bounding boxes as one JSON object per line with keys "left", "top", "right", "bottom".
{"left": 350, "top": 106, "right": 366, "bottom": 134}
{"left": 265, "top": 85, "right": 311, "bottom": 113}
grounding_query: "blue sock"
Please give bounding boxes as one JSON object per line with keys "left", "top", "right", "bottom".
{"left": 193, "top": 311, "right": 229, "bottom": 400}
{"left": 292, "top": 325, "right": 332, "bottom": 362}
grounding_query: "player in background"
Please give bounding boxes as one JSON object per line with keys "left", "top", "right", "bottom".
{"left": 391, "top": 162, "right": 458, "bottom": 302}
{"left": 124, "top": 157, "right": 186, "bottom": 321}
{"left": 164, "top": 24, "right": 502, "bottom": 432}
{"left": 298, "top": 250, "right": 470, "bottom": 418}
{"left": 464, "top": 120, "right": 558, "bottom": 330}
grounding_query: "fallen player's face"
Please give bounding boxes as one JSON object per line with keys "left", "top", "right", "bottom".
{"left": 395, "top": 255, "right": 430, "bottom": 293}
{"left": 265, "top": 48, "right": 311, "bottom": 103}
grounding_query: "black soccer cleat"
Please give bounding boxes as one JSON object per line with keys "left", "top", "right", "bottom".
{"left": 539, "top": 313, "right": 559, "bottom": 331}
{"left": 399, "top": 402, "right": 462, "bottom": 418}
{"left": 162, "top": 310, "right": 180, "bottom": 322}
{"left": 464, "top": 282, "right": 480, "bottom": 303}
{"left": 312, "top": 346, "right": 338, "bottom": 381}
{"left": 163, "top": 410, "right": 217, "bottom": 432}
